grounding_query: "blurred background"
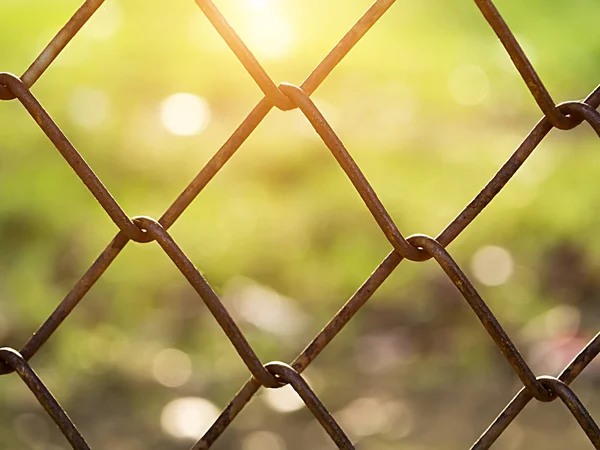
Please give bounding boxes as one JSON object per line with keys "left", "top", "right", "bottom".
{"left": 1, "top": 0, "right": 600, "bottom": 449}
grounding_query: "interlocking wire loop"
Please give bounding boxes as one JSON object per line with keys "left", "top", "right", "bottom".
{"left": 0, "top": 0, "right": 599, "bottom": 448}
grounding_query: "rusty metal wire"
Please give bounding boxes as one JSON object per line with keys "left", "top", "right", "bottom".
{"left": 0, "top": 0, "right": 599, "bottom": 448}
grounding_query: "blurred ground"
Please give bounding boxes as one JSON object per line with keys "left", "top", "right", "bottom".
{"left": 1, "top": 0, "right": 600, "bottom": 449}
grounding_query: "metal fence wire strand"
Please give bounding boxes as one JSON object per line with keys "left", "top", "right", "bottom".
{"left": 0, "top": 0, "right": 599, "bottom": 448}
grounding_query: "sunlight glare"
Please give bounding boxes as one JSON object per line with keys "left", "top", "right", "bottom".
{"left": 243, "top": 9, "right": 294, "bottom": 59}
{"left": 245, "top": 0, "right": 271, "bottom": 8}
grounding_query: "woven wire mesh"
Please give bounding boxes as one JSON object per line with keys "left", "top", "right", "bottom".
{"left": 1, "top": 0, "right": 600, "bottom": 448}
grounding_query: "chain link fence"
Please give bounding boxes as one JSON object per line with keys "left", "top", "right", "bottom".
{"left": 1, "top": 0, "right": 600, "bottom": 448}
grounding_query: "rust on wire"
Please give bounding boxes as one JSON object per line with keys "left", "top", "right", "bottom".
{"left": 0, "top": 0, "right": 105, "bottom": 101}
{"left": 280, "top": 82, "right": 428, "bottom": 262}
{"left": 196, "top": 80, "right": 600, "bottom": 448}
{"left": 0, "top": 0, "right": 599, "bottom": 448}
{"left": 473, "top": 331, "right": 600, "bottom": 449}
{"left": 266, "top": 362, "right": 355, "bottom": 450}
{"left": 473, "top": 0, "right": 576, "bottom": 130}
{"left": 0, "top": 73, "right": 150, "bottom": 244}
{"left": 194, "top": 0, "right": 296, "bottom": 111}
{"left": 408, "top": 234, "right": 553, "bottom": 402}
{"left": 0, "top": 348, "right": 90, "bottom": 449}
{"left": 135, "top": 216, "right": 282, "bottom": 389}
{"left": 539, "top": 377, "right": 600, "bottom": 446}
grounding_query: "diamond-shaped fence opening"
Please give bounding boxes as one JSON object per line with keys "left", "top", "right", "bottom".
{"left": 0, "top": 0, "right": 599, "bottom": 449}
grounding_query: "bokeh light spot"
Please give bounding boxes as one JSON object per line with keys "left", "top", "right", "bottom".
{"left": 83, "top": 1, "right": 123, "bottom": 40}
{"left": 160, "top": 93, "right": 211, "bottom": 136}
{"left": 161, "top": 397, "right": 220, "bottom": 440}
{"left": 68, "top": 87, "right": 110, "bottom": 129}
{"left": 225, "top": 277, "right": 310, "bottom": 339}
{"left": 152, "top": 348, "right": 192, "bottom": 388}
{"left": 337, "top": 398, "right": 412, "bottom": 440}
{"left": 448, "top": 64, "right": 489, "bottom": 105}
{"left": 243, "top": 431, "right": 286, "bottom": 450}
{"left": 471, "top": 245, "right": 514, "bottom": 286}
{"left": 263, "top": 384, "right": 305, "bottom": 413}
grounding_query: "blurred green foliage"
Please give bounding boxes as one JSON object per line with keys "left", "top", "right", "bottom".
{"left": 1, "top": 0, "right": 600, "bottom": 449}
